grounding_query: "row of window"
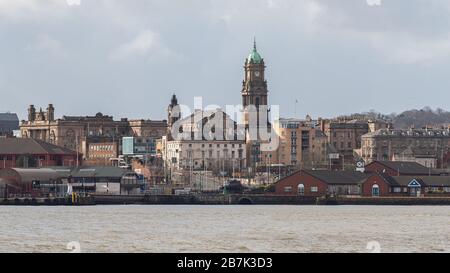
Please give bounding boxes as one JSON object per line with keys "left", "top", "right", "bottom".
{"left": 391, "top": 187, "right": 450, "bottom": 193}
{"left": 364, "top": 139, "right": 446, "bottom": 147}
{"left": 90, "top": 145, "right": 115, "bottom": 152}
{"left": 169, "top": 143, "right": 243, "bottom": 149}
{"left": 333, "top": 141, "right": 354, "bottom": 149}
{"left": 182, "top": 150, "right": 244, "bottom": 159}
{"left": 333, "top": 132, "right": 354, "bottom": 138}
{"left": 283, "top": 184, "right": 318, "bottom": 194}
{"left": 189, "top": 143, "right": 243, "bottom": 148}
{"left": 182, "top": 159, "right": 244, "bottom": 167}
{"left": 90, "top": 154, "right": 114, "bottom": 158}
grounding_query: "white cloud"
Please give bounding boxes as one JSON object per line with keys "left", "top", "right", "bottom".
{"left": 366, "top": 32, "right": 450, "bottom": 65}
{"left": 25, "top": 34, "right": 67, "bottom": 60}
{"left": 0, "top": 0, "right": 64, "bottom": 20}
{"left": 109, "top": 30, "right": 175, "bottom": 61}
{"left": 0, "top": 0, "right": 41, "bottom": 12}
{"left": 3, "top": 0, "right": 450, "bottom": 66}
{"left": 284, "top": 0, "right": 450, "bottom": 65}
{"left": 206, "top": 0, "right": 450, "bottom": 65}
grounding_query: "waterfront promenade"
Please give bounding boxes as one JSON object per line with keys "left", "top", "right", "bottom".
{"left": 3, "top": 194, "right": 450, "bottom": 206}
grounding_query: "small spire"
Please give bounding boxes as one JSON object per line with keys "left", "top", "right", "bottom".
{"left": 253, "top": 37, "right": 257, "bottom": 51}
{"left": 171, "top": 93, "right": 178, "bottom": 106}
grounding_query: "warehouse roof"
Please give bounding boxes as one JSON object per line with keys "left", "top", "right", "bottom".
{"left": 379, "top": 175, "right": 450, "bottom": 187}
{"left": 367, "top": 161, "right": 438, "bottom": 175}
{"left": 302, "top": 170, "right": 368, "bottom": 185}
{"left": 0, "top": 138, "right": 76, "bottom": 155}
{"left": 70, "top": 166, "right": 129, "bottom": 178}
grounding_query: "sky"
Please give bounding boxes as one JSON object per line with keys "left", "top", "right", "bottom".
{"left": 1, "top": 0, "right": 450, "bottom": 121}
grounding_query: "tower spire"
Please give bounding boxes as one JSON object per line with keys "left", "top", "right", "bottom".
{"left": 253, "top": 37, "right": 257, "bottom": 51}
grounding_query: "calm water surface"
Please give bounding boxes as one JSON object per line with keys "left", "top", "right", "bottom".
{"left": 0, "top": 205, "right": 449, "bottom": 253}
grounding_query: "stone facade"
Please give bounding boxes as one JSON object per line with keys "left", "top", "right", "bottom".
{"left": 241, "top": 42, "right": 272, "bottom": 169}
{"left": 242, "top": 41, "right": 268, "bottom": 128}
{"left": 164, "top": 140, "right": 246, "bottom": 173}
{"left": 128, "top": 119, "right": 167, "bottom": 138}
{"left": 20, "top": 104, "right": 167, "bottom": 159}
{"left": 358, "top": 128, "right": 450, "bottom": 168}
{"left": 163, "top": 108, "right": 247, "bottom": 175}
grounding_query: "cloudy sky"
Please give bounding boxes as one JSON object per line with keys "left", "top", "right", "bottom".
{"left": 1, "top": 0, "right": 450, "bottom": 121}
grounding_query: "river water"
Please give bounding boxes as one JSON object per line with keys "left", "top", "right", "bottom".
{"left": 0, "top": 205, "right": 449, "bottom": 253}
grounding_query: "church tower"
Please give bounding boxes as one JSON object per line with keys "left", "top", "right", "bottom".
{"left": 241, "top": 39, "right": 272, "bottom": 170}
{"left": 242, "top": 39, "right": 268, "bottom": 128}
{"left": 167, "top": 94, "right": 180, "bottom": 140}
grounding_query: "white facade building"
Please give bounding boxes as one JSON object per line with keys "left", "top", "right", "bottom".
{"left": 163, "top": 109, "right": 247, "bottom": 174}
{"left": 165, "top": 140, "right": 246, "bottom": 171}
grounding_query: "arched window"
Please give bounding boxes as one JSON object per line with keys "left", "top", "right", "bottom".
{"left": 372, "top": 184, "right": 380, "bottom": 197}
{"left": 65, "top": 129, "right": 76, "bottom": 150}
{"left": 49, "top": 130, "right": 56, "bottom": 144}
{"left": 298, "top": 184, "right": 305, "bottom": 196}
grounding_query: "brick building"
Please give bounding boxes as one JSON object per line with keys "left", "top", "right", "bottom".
{"left": 274, "top": 170, "right": 368, "bottom": 197}
{"left": 319, "top": 119, "right": 369, "bottom": 164}
{"left": 272, "top": 118, "right": 329, "bottom": 169}
{"left": 83, "top": 141, "right": 119, "bottom": 166}
{"left": 362, "top": 173, "right": 450, "bottom": 197}
{"left": 0, "top": 138, "right": 79, "bottom": 169}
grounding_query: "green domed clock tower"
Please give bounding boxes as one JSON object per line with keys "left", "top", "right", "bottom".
{"left": 242, "top": 39, "right": 268, "bottom": 127}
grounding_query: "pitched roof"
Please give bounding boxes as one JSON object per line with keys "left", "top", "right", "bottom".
{"left": 174, "top": 109, "right": 243, "bottom": 140}
{"left": 369, "top": 161, "right": 437, "bottom": 175}
{"left": 381, "top": 175, "right": 450, "bottom": 187}
{"left": 1, "top": 166, "right": 132, "bottom": 181}
{"left": 0, "top": 113, "right": 19, "bottom": 132}
{"left": 177, "top": 109, "right": 236, "bottom": 125}
{"left": 0, "top": 138, "right": 76, "bottom": 155}
{"left": 302, "top": 170, "right": 368, "bottom": 185}
{"left": 70, "top": 166, "right": 129, "bottom": 178}
{"left": 0, "top": 113, "right": 19, "bottom": 122}
{"left": 11, "top": 168, "right": 71, "bottom": 182}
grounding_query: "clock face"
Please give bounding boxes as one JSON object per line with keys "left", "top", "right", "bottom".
{"left": 254, "top": 71, "right": 260, "bottom": 77}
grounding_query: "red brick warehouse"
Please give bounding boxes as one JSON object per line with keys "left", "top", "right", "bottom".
{"left": 0, "top": 138, "right": 80, "bottom": 168}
